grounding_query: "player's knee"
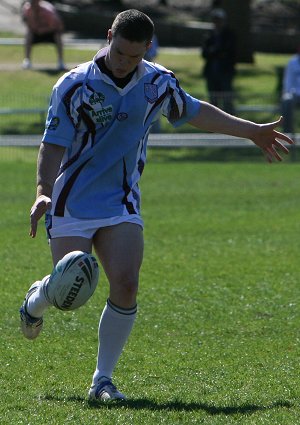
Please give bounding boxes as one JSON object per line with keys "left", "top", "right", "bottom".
{"left": 114, "top": 274, "right": 139, "bottom": 299}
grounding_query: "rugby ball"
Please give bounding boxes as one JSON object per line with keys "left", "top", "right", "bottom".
{"left": 45, "top": 251, "right": 99, "bottom": 311}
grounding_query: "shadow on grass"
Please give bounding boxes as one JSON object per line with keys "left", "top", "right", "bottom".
{"left": 34, "top": 67, "right": 66, "bottom": 76}
{"left": 89, "top": 399, "right": 293, "bottom": 416}
{"left": 43, "top": 394, "right": 292, "bottom": 416}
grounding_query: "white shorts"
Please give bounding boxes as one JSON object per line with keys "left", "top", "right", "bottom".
{"left": 45, "top": 214, "right": 144, "bottom": 239}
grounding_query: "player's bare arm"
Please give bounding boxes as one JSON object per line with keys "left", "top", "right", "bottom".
{"left": 30, "top": 142, "right": 65, "bottom": 238}
{"left": 189, "top": 101, "right": 294, "bottom": 162}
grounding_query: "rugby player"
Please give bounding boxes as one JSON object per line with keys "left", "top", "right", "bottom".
{"left": 20, "top": 9, "right": 294, "bottom": 402}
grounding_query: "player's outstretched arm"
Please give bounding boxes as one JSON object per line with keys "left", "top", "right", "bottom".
{"left": 30, "top": 142, "right": 65, "bottom": 238}
{"left": 188, "top": 102, "right": 294, "bottom": 162}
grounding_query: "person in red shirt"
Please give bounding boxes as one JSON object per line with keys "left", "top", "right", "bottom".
{"left": 21, "top": 0, "right": 65, "bottom": 70}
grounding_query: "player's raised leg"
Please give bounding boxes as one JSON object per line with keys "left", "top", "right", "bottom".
{"left": 50, "top": 236, "right": 93, "bottom": 266}
{"left": 20, "top": 236, "right": 93, "bottom": 339}
{"left": 89, "top": 222, "right": 144, "bottom": 401}
{"left": 20, "top": 275, "right": 50, "bottom": 340}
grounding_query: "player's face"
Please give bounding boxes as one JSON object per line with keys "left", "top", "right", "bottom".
{"left": 105, "top": 30, "right": 150, "bottom": 78}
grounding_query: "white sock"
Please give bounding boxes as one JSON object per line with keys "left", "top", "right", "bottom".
{"left": 26, "top": 275, "right": 52, "bottom": 318}
{"left": 92, "top": 299, "right": 137, "bottom": 384}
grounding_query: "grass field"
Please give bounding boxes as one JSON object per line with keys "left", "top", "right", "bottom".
{"left": 1, "top": 148, "right": 300, "bottom": 424}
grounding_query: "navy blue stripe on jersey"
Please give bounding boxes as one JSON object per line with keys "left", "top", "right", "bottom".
{"left": 78, "top": 83, "right": 98, "bottom": 133}
{"left": 122, "top": 158, "right": 137, "bottom": 215}
{"left": 164, "top": 70, "right": 179, "bottom": 86}
{"left": 45, "top": 212, "right": 52, "bottom": 239}
{"left": 59, "top": 131, "right": 90, "bottom": 175}
{"left": 144, "top": 91, "right": 168, "bottom": 125}
{"left": 151, "top": 72, "right": 161, "bottom": 84}
{"left": 167, "top": 87, "right": 187, "bottom": 123}
{"left": 63, "top": 83, "right": 82, "bottom": 127}
{"left": 132, "top": 186, "right": 140, "bottom": 211}
{"left": 54, "top": 158, "right": 92, "bottom": 216}
{"left": 138, "top": 158, "right": 144, "bottom": 175}
{"left": 77, "top": 104, "right": 96, "bottom": 133}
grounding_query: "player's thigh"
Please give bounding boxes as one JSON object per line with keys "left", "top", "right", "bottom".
{"left": 50, "top": 236, "right": 93, "bottom": 266}
{"left": 93, "top": 223, "right": 144, "bottom": 284}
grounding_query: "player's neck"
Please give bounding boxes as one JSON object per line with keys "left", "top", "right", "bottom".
{"left": 98, "top": 56, "right": 136, "bottom": 89}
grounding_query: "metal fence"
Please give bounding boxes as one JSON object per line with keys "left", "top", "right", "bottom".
{"left": 0, "top": 132, "right": 298, "bottom": 148}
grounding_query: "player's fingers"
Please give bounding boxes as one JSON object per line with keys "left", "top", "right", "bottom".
{"left": 29, "top": 221, "right": 37, "bottom": 238}
{"left": 29, "top": 198, "right": 51, "bottom": 238}
{"left": 30, "top": 206, "right": 43, "bottom": 223}
{"left": 29, "top": 208, "right": 39, "bottom": 237}
{"left": 274, "top": 131, "right": 295, "bottom": 145}
{"left": 267, "top": 146, "right": 282, "bottom": 162}
{"left": 30, "top": 198, "right": 51, "bottom": 218}
{"left": 262, "top": 146, "right": 283, "bottom": 163}
{"left": 262, "top": 147, "right": 273, "bottom": 163}
{"left": 29, "top": 208, "right": 40, "bottom": 237}
{"left": 274, "top": 139, "right": 289, "bottom": 154}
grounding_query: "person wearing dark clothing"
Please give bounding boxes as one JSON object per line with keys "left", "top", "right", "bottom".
{"left": 202, "top": 8, "right": 236, "bottom": 114}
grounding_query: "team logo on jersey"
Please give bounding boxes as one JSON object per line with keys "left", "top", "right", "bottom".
{"left": 117, "top": 112, "right": 128, "bottom": 121}
{"left": 89, "top": 92, "right": 105, "bottom": 105}
{"left": 144, "top": 83, "right": 158, "bottom": 103}
{"left": 47, "top": 116, "right": 60, "bottom": 131}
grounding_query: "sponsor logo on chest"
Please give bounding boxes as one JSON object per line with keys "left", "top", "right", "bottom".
{"left": 88, "top": 92, "right": 113, "bottom": 124}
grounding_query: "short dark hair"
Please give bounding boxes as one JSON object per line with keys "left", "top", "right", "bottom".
{"left": 111, "top": 9, "right": 154, "bottom": 43}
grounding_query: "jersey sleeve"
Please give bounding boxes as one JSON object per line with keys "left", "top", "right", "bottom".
{"left": 42, "top": 84, "right": 77, "bottom": 148}
{"left": 161, "top": 72, "right": 201, "bottom": 128}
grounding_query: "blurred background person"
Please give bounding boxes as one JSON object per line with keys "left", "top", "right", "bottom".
{"left": 281, "top": 44, "right": 300, "bottom": 134}
{"left": 144, "top": 33, "right": 161, "bottom": 132}
{"left": 201, "top": 8, "right": 236, "bottom": 114}
{"left": 21, "top": 0, "right": 65, "bottom": 70}
{"left": 144, "top": 33, "right": 159, "bottom": 62}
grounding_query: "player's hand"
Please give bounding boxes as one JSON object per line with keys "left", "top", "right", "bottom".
{"left": 251, "top": 116, "right": 295, "bottom": 163}
{"left": 30, "top": 195, "right": 52, "bottom": 238}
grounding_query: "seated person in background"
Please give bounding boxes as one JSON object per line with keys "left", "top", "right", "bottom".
{"left": 21, "top": 0, "right": 65, "bottom": 70}
{"left": 281, "top": 45, "right": 300, "bottom": 133}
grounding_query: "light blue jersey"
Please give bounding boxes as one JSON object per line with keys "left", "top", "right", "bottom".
{"left": 43, "top": 48, "right": 201, "bottom": 219}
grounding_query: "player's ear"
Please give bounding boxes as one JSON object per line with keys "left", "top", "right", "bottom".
{"left": 107, "top": 29, "right": 112, "bottom": 44}
{"left": 146, "top": 40, "right": 152, "bottom": 51}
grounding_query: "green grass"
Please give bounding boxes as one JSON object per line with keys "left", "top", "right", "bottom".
{"left": 0, "top": 44, "right": 293, "bottom": 134}
{"left": 1, "top": 149, "right": 300, "bottom": 424}
{"left": 0, "top": 44, "right": 98, "bottom": 134}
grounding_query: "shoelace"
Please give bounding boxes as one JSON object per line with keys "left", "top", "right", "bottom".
{"left": 96, "top": 380, "right": 116, "bottom": 396}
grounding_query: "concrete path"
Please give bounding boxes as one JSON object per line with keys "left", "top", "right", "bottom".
{"left": 0, "top": 0, "right": 25, "bottom": 34}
